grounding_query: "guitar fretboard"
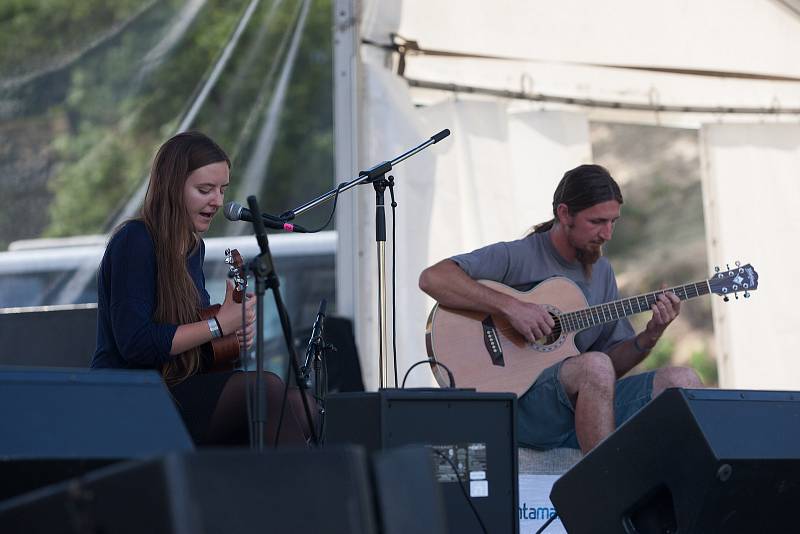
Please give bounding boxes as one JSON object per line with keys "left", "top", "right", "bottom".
{"left": 559, "top": 281, "right": 711, "bottom": 333}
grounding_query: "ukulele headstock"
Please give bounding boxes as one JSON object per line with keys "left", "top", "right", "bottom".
{"left": 708, "top": 261, "right": 758, "bottom": 302}
{"left": 225, "top": 248, "right": 247, "bottom": 299}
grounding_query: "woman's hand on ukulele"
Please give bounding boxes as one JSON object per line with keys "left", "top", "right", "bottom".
{"left": 216, "top": 280, "right": 256, "bottom": 341}
{"left": 235, "top": 297, "right": 256, "bottom": 350}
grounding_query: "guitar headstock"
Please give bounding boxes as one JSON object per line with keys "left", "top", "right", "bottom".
{"left": 225, "top": 248, "right": 247, "bottom": 302}
{"left": 708, "top": 261, "right": 758, "bottom": 301}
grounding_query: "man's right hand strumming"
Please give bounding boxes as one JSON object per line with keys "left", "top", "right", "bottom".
{"left": 503, "top": 298, "right": 555, "bottom": 343}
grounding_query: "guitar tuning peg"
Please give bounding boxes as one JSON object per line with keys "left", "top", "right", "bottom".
{"left": 735, "top": 260, "right": 741, "bottom": 267}
{"left": 744, "top": 291, "right": 750, "bottom": 298}
{"left": 714, "top": 266, "right": 720, "bottom": 272}
{"left": 723, "top": 295, "right": 730, "bottom": 302}
{"left": 726, "top": 263, "right": 731, "bottom": 271}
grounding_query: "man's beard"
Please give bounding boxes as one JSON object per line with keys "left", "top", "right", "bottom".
{"left": 576, "top": 245, "right": 602, "bottom": 266}
{"left": 575, "top": 245, "right": 601, "bottom": 279}
{"left": 566, "top": 227, "right": 603, "bottom": 278}
{"left": 566, "top": 228, "right": 603, "bottom": 266}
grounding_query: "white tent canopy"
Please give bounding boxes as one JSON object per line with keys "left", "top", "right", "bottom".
{"left": 388, "top": 0, "right": 800, "bottom": 77}
{"left": 334, "top": 0, "right": 800, "bottom": 390}
{"left": 367, "top": 0, "right": 800, "bottom": 124}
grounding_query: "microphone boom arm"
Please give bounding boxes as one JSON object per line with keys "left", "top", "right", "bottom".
{"left": 280, "top": 129, "right": 450, "bottom": 221}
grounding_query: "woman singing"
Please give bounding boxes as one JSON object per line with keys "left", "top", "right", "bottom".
{"left": 91, "top": 131, "right": 311, "bottom": 446}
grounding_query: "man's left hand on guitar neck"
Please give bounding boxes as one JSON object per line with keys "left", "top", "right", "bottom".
{"left": 608, "top": 290, "right": 681, "bottom": 377}
{"left": 641, "top": 290, "right": 681, "bottom": 349}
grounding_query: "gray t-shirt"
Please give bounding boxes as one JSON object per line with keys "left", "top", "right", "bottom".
{"left": 450, "top": 230, "right": 634, "bottom": 353}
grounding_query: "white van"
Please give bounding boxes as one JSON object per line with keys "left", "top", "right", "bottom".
{"left": 0, "top": 232, "right": 337, "bottom": 372}
{"left": 1, "top": 231, "right": 335, "bottom": 308}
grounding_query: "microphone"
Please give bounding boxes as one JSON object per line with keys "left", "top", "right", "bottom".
{"left": 224, "top": 201, "right": 309, "bottom": 233}
{"left": 301, "top": 299, "right": 327, "bottom": 380}
{"left": 431, "top": 129, "right": 450, "bottom": 143}
{"left": 309, "top": 298, "right": 327, "bottom": 346}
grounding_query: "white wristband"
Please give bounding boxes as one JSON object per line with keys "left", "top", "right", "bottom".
{"left": 208, "top": 317, "right": 222, "bottom": 339}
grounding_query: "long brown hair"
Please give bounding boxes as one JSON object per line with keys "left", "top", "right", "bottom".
{"left": 141, "top": 131, "right": 230, "bottom": 386}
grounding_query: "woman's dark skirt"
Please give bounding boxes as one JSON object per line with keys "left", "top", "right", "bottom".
{"left": 169, "top": 370, "right": 238, "bottom": 445}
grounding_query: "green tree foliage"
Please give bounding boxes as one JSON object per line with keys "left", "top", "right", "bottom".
{"left": 0, "top": 0, "right": 333, "bottom": 242}
{"left": 0, "top": 0, "right": 149, "bottom": 80}
{"left": 43, "top": 0, "right": 246, "bottom": 236}
{"left": 254, "top": 0, "right": 335, "bottom": 230}
{"left": 690, "top": 346, "right": 718, "bottom": 385}
{"left": 640, "top": 337, "right": 674, "bottom": 372}
{"left": 634, "top": 331, "right": 718, "bottom": 386}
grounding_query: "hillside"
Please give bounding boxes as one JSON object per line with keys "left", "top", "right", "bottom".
{"left": 592, "top": 122, "right": 717, "bottom": 384}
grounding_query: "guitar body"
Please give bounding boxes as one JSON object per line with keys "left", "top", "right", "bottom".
{"left": 426, "top": 263, "right": 758, "bottom": 397}
{"left": 426, "top": 277, "right": 586, "bottom": 397}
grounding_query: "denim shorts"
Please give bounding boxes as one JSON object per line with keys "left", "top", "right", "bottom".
{"left": 517, "top": 358, "right": 655, "bottom": 450}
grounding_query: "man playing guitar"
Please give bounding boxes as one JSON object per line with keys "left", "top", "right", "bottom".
{"left": 419, "top": 164, "right": 702, "bottom": 454}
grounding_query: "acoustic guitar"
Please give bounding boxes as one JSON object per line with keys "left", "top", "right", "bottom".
{"left": 425, "top": 262, "right": 758, "bottom": 396}
{"left": 201, "top": 248, "right": 247, "bottom": 372}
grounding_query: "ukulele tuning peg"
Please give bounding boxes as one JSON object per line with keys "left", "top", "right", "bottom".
{"left": 744, "top": 291, "right": 750, "bottom": 298}
{"left": 726, "top": 264, "right": 731, "bottom": 271}
{"left": 734, "top": 292, "right": 739, "bottom": 300}
{"left": 723, "top": 295, "right": 730, "bottom": 302}
{"left": 735, "top": 260, "right": 741, "bottom": 267}
{"left": 714, "top": 266, "right": 720, "bottom": 273}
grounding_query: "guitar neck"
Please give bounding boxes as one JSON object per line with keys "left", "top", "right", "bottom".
{"left": 560, "top": 280, "right": 711, "bottom": 333}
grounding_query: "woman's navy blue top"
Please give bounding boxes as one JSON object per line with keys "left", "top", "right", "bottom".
{"left": 90, "top": 220, "right": 210, "bottom": 369}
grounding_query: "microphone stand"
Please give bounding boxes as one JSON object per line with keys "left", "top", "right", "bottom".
{"left": 246, "top": 196, "right": 318, "bottom": 450}
{"left": 280, "top": 129, "right": 450, "bottom": 389}
{"left": 300, "top": 309, "right": 332, "bottom": 431}
{"left": 300, "top": 299, "right": 326, "bottom": 389}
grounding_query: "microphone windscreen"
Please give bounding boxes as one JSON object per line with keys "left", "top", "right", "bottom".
{"left": 223, "top": 201, "right": 242, "bottom": 221}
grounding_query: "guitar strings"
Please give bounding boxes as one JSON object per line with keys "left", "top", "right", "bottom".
{"left": 559, "top": 281, "right": 711, "bottom": 332}
{"left": 479, "top": 270, "right": 752, "bottom": 350}
{"left": 486, "top": 279, "right": 718, "bottom": 340}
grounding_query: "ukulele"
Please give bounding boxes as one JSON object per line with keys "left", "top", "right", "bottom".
{"left": 426, "top": 262, "right": 758, "bottom": 396}
{"left": 201, "top": 248, "right": 247, "bottom": 372}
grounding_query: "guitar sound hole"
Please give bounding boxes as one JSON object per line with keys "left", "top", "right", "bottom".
{"left": 533, "top": 314, "right": 562, "bottom": 347}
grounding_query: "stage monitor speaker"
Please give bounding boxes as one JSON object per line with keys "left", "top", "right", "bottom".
{"left": 550, "top": 388, "right": 800, "bottom": 534}
{"left": 0, "top": 447, "right": 379, "bottom": 534}
{"left": 0, "top": 305, "right": 97, "bottom": 367}
{"left": 373, "top": 446, "right": 449, "bottom": 534}
{"left": 0, "top": 367, "right": 193, "bottom": 500}
{"left": 325, "top": 389, "right": 518, "bottom": 534}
